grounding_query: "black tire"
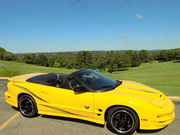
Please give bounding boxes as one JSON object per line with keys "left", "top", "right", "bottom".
{"left": 106, "top": 106, "right": 139, "bottom": 135}
{"left": 18, "top": 94, "right": 38, "bottom": 118}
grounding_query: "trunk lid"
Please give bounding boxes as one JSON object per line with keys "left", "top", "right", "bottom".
{"left": 8, "top": 73, "right": 45, "bottom": 83}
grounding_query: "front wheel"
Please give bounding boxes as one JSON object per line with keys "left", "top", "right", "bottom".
{"left": 18, "top": 94, "right": 38, "bottom": 118}
{"left": 107, "top": 106, "right": 139, "bottom": 135}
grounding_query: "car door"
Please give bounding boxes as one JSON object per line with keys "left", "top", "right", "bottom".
{"left": 39, "top": 77, "right": 94, "bottom": 118}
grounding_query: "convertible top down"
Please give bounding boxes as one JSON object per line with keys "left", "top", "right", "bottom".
{"left": 5, "top": 69, "right": 175, "bottom": 135}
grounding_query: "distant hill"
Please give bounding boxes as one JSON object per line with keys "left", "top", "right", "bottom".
{"left": 15, "top": 49, "right": 164, "bottom": 56}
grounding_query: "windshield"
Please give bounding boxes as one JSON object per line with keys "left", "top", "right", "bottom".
{"left": 72, "top": 69, "right": 119, "bottom": 91}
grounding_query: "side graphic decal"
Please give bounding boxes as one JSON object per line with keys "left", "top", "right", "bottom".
{"left": 14, "top": 85, "right": 48, "bottom": 103}
{"left": 39, "top": 104, "right": 84, "bottom": 117}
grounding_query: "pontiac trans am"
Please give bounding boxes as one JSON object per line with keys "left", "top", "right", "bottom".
{"left": 5, "top": 69, "right": 175, "bottom": 135}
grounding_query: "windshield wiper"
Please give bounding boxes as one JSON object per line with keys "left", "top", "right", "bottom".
{"left": 114, "top": 80, "right": 122, "bottom": 88}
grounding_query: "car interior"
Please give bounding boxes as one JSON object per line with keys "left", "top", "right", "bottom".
{"left": 27, "top": 73, "right": 86, "bottom": 91}
{"left": 46, "top": 74, "right": 81, "bottom": 90}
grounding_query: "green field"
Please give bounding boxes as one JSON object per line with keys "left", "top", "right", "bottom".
{"left": 0, "top": 60, "right": 180, "bottom": 96}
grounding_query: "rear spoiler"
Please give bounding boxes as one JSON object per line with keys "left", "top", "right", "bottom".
{"left": 0, "top": 77, "right": 10, "bottom": 80}
{"left": 0, "top": 77, "right": 21, "bottom": 85}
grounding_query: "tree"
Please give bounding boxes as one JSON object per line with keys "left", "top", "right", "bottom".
{"left": 154, "top": 48, "right": 180, "bottom": 62}
{"left": 119, "top": 53, "right": 131, "bottom": 68}
{"left": 167, "top": 49, "right": 180, "bottom": 61}
{"left": 0, "top": 47, "right": 6, "bottom": 52}
{"left": 3, "top": 52, "right": 16, "bottom": 61}
{"left": 174, "top": 49, "right": 180, "bottom": 61}
{"left": 0, "top": 47, "right": 6, "bottom": 59}
{"left": 139, "top": 50, "right": 151, "bottom": 63}
{"left": 35, "top": 54, "right": 48, "bottom": 66}
{"left": 63, "top": 56, "right": 76, "bottom": 69}
{"left": 105, "top": 51, "right": 120, "bottom": 72}
{"left": 156, "top": 50, "right": 169, "bottom": 61}
{"left": 125, "top": 50, "right": 141, "bottom": 67}
{"left": 75, "top": 51, "right": 93, "bottom": 69}
{"left": 103, "top": 51, "right": 131, "bottom": 73}
{"left": 53, "top": 53, "right": 64, "bottom": 67}
{"left": 47, "top": 55, "right": 56, "bottom": 67}
{"left": 93, "top": 54, "right": 107, "bottom": 70}
{"left": 19, "top": 54, "right": 36, "bottom": 64}
{"left": 0, "top": 47, "right": 16, "bottom": 61}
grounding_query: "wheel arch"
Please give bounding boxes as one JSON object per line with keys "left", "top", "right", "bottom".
{"left": 18, "top": 93, "right": 30, "bottom": 100}
{"left": 104, "top": 105, "right": 140, "bottom": 126}
{"left": 17, "top": 93, "right": 36, "bottom": 108}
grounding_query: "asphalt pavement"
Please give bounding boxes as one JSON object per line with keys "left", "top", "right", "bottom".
{"left": 0, "top": 81, "right": 179, "bottom": 135}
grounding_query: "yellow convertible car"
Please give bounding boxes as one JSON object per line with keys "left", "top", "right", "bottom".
{"left": 5, "top": 69, "right": 175, "bottom": 135}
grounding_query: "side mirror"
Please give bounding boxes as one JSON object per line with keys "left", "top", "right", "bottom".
{"left": 74, "top": 85, "right": 87, "bottom": 93}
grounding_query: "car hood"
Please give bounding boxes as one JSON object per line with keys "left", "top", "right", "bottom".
{"left": 109, "top": 80, "right": 167, "bottom": 105}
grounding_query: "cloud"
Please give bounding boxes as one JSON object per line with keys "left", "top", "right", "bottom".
{"left": 120, "top": 34, "right": 133, "bottom": 38}
{"left": 136, "top": 14, "right": 144, "bottom": 19}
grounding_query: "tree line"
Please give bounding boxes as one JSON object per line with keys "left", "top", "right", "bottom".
{"left": 0, "top": 47, "right": 179, "bottom": 73}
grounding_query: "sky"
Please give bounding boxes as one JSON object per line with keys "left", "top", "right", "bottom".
{"left": 0, "top": 0, "right": 180, "bottom": 53}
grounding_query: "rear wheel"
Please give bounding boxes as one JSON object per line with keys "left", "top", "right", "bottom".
{"left": 107, "top": 106, "right": 139, "bottom": 135}
{"left": 18, "top": 94, "right": 38, "bottom": 118}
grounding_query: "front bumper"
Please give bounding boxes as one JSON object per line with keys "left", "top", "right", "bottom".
{"left": 139, "top": 99, "right": 175, "bottom": 130}
{"left": 140, "top": 111, "right": 175, "bottom": 130}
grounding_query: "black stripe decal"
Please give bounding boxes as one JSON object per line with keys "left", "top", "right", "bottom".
{"left": 14, "top": 84, "right": 48, "bottom": 103}
{"left": 39, "top": 104, "right": 83, "bottom": 117}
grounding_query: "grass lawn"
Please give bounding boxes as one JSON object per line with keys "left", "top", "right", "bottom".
{"left": 0, "top": 60, "right": 180, "bottom": 96}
